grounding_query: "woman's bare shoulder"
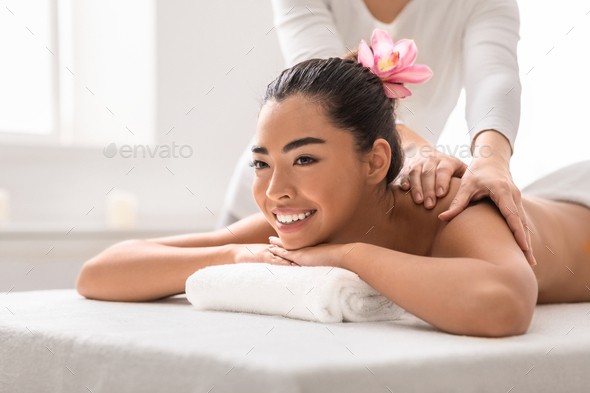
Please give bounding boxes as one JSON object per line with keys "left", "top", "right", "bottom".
{"left": 434, "top": 176, "right": 482, "bottom": 213}
{"left": 430, "top": 178, "right": 528, "bottom": 267}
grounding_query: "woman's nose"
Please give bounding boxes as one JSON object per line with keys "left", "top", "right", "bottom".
{"left": 266, "top": 168, "right": 295, "bottom": 200}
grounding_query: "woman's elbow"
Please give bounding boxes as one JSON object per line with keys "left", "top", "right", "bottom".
{"left": 479, "top": 280, "right": 537, "bottom": 338}
{"left": 76, "top": 238, "right": 141, "bottom": 300}
{"left": 76, "top": 252, "right": 114, "bottom": 300}
{"left": 76, "top": 261, "right": 95, "bottom": 299}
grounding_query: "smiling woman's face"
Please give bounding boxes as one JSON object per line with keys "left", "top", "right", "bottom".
{"left": 251, "top": 95, "right": 370, "bottom": 250}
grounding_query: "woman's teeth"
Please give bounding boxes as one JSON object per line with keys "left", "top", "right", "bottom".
{"left": 276, "top": 210, "right": 316, "bottom": 224}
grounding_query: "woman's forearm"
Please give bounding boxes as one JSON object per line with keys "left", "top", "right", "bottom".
{"left": 76, "top": 240, "right": 233, "bottom": 302}
{"left": 341, "top": 242, "right": 530, "bottom": 337}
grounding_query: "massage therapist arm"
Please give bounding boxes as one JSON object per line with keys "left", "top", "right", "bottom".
{"left": 437, "top": 0, "right": 535, "bottom": 266}
{"left": 271, "top": 0, "right": 346, "bottom": 68}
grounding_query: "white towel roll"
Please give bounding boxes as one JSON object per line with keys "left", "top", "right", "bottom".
{"left": 185, "top": 263, "right": 405, "bottom": 323}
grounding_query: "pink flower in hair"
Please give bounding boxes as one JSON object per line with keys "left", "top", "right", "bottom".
{"left": 358, "top": 29, "right": 433, "bottom": 99}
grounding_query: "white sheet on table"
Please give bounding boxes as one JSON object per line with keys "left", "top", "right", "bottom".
{"left": 1, "top": 289, "right": 589, "bottom": 393}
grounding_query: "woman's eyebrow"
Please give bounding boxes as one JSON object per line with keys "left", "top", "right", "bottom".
{"left": 251, "top": 137, "right": 326, "bottom": 155}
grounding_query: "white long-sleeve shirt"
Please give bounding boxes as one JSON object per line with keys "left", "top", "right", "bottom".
{"left": 217, "top": 0, "right": 523, "bottom": 224}
{"left": 271, "top": 0, "right": 522, "bottom": 155}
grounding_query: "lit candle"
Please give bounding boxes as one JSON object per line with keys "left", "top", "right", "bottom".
{"left": 106, "top": 189, "right": 137, "bottom": 230}
{"left": 0, "top": 188, "right": 9, "bottom": 227}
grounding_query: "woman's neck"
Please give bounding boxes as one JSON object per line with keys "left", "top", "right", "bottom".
{"left": 324, "top": 182, "right": 405, "bottom": 250}
{"left": 324, "top": 179, "right": 445, "bottom": 256}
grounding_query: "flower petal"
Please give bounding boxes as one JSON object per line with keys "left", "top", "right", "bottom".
{"left": 382, "top": 82, "right": 412, "bottom": 99}
{"left": 392, "top": 39, "right": 417, "bottom": 70}
{"left": 371, "top": 29, "right": 395, "bottom": 59}
{"left": 358, "top": 39, "right": 374, "bottom": 68}
{"left": 383, "top": 64, "right": 433, "bottom": 84}
{"left": 373, "top": 52, "right": 400, "bottom": 78}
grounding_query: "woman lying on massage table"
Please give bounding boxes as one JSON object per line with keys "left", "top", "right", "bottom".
{"left": 76, "top": 34, "right": 590, "bottom": 338}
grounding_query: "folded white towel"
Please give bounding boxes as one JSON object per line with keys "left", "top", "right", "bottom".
{"left": 185, "top": 263, "right": 405, "bottom": 323}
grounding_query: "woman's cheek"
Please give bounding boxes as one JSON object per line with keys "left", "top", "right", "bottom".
{"left": 252, "top": 179, "right": 267, "bottom": 208}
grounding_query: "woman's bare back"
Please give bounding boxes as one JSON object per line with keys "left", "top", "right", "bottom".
{"left": 393, "top": 176, "right": 590, "bottom": 304}
{"left": 522, "top": 196, "right": 590, "bottom": 303}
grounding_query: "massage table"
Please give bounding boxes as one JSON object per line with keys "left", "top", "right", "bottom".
{"left": 1, "top": 289, "right": 589, "bottom": 392}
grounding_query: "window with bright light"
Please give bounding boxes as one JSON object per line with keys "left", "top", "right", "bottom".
{"left": 0, "top": 0, "right": 55, "bottom": 135}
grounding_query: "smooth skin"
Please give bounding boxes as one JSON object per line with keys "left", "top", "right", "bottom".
{"left": 363, "top": 0, "right": 535, "bottom": 266}
{"left": 363, "top": 0, "right": 412, "bottom": 25}
{"left": 77, "top": 95, "right": 590, "bottom": 338}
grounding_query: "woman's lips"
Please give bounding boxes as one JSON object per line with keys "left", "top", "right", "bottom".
{"left": 274, "top": 210, "right": 317, "bottom": 233}
{"left": 272, "top": 208, "right": 316, "bottom": 215}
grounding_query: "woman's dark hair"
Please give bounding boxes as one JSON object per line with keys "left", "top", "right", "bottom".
{"left": 260, "top": 50, "right": 404, "bottom": 194}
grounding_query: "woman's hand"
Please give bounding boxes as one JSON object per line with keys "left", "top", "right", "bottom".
{"left": 399, "top": 144, "right": 468, "bottom": 208}
{"left": 231, "top": 243, "right": 296, "bottom": 266}
{"left": 437, "top": 130, "right": 536, "bottom": 267}
{"left": 266, "top": 237, "right": 350, "bottom": 268}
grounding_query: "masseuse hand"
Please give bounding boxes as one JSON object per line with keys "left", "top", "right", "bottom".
{"left": 399, "top": 144, "right": 468, "bottom": 208}
{"left": 437, "top": 131, "right": 536, "bottom": 267}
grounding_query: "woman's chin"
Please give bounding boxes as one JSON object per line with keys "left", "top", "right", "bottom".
{"left": 281, "top": 237, "right": 322, "bottom": 251}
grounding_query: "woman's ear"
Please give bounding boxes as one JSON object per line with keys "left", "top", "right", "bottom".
{"left": 365, "top": 138, "right": 392, "bottom": 185}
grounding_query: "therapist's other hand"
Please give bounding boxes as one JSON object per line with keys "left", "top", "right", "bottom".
{"left": 437, "top": 157, "right": 536, "bottom": 266}
{"left": 399, "top": 145, "right": 468, "bottom": 209}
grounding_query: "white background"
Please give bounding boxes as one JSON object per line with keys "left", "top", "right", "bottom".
{"left": 439, "top": 0, "right": 590, "bottom": 187}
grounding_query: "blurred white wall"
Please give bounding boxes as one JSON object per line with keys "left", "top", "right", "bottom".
{"left": 0, "top": 0, "right": 285, "bottom": 291}
{"left": 0, "top": 0, "right": 284, "bottom": 233}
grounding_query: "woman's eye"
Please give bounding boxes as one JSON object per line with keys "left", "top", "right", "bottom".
{"left": 296, "top": 156, "right": 315, "bottom": 165}
{"left": 248, "top": 160, "right": 268, "bottom": 170}
{"left": 249, "top": 156, "right": 316, "bottom": 170}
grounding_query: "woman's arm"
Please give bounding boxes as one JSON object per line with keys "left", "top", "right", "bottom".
{"left": 463, "top": 0, "right": 521, "bottom": 155}
{"left": 471, "top": 129, "right": 511, "bottom": 165}
{"left": 341, "top": 199, "right": 538, "bottom": 337}
{"left": 76, "top": 240, "right": 233, "bottom": 302}
{"left": 145, "top": 212, "right": 277, "bottom": 247}
{"left": 77, "top": 212, "right": 277, "bottom": 302}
